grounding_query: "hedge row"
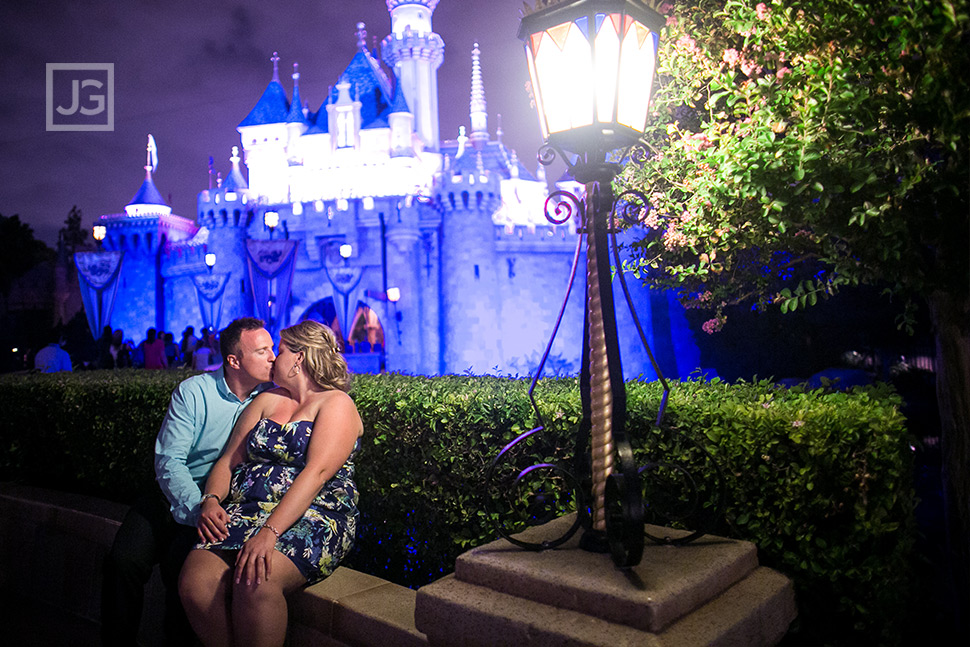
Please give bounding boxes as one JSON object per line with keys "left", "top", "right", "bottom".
{"left": 0, "top": 370, "right": 916, "bottom": 645}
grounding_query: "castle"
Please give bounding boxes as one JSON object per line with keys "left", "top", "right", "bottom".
{"left": 85, "top": 0, "right": 699, "bottom": 379}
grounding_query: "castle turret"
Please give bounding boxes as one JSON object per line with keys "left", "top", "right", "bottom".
{"left": 438, "top": 144, "right": 504, "bottom": 373}
{"left": 237, "top": 52, "right": 291, "bottom": 203}
{"left": 381, "top": 0, "right": 444, "bottom": 151}
{"left": 195, "top": 147, "right": 256, "bottom": 327}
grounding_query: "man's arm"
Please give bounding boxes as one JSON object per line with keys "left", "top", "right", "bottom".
{"left": 154, "top": 380, "right": 204, "bottom": 526}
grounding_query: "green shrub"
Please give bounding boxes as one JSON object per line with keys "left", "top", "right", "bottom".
{"left": 0, "top": 370, "right": 915, "bottom": 645}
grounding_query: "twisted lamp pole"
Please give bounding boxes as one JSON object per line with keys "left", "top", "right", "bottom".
{"left": 521, "top": 0, "right": 664, "bottom": 566}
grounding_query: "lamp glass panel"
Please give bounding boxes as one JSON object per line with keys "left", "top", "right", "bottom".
{"left": 532, "top": 22, "right": 593, "bottom": 134}
{"left": 525, "top": 46, "right": 550, "bottom": 140}
{"left": 593, "top": 13, "right": 621, "bottom": 125}
{"left": 616, "top": 21, "right": 658, "bottom": 131}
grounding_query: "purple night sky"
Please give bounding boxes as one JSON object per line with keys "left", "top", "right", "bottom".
{"left": 0, "top": 0, "right": 545, "bottom": 247}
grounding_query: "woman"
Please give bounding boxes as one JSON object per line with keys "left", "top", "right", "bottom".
{"left": 179, "top": 321, "right": 362, "bottom": 647}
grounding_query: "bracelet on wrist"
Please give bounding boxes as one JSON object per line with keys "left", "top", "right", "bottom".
{"left": 201, "top": 493, "right": 221, "bottom": 504}
{"left": 262, "top": 523, "right": 282, "bottom": 540}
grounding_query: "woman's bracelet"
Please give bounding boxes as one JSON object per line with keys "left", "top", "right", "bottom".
{"left": 201, "top": 493, "right": 221, "bottom": 504}
{"left": 262, "top": 523, "right": 282, "bottom": 540}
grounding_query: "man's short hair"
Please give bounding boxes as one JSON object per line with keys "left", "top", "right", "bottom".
{"left": 219, "top": 318, "right": 265, "bottom": 364}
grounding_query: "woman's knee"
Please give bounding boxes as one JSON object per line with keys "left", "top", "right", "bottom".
{"left": 178, "top": 550, "right": 225, "bottom": 605}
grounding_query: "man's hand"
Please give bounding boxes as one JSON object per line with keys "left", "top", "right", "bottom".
{"left": 197, "top": 498, "right": 230, "bottom": 542}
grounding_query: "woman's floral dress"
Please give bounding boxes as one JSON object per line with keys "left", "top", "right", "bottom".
{"left": 196, "top": 418, "right": 359, "bottom": 584}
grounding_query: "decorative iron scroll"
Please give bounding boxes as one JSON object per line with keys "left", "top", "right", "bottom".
{"left": 484, "top": 179, "right": 726, "bottom": 557}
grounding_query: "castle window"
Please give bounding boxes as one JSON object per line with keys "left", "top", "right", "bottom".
{"left": 336, "top": 110, "right": 354, "bottom": 149}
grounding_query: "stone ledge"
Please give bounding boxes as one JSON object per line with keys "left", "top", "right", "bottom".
{"left": 0, "top": 483, "right": 428, "bottom": 647}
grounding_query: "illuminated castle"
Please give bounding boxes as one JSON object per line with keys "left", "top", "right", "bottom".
{"left": 90, "top": 0, "right": 699, "bottom": 378}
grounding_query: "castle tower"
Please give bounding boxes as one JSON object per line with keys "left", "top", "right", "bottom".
{"left": 196, "top": 147, "right": 256, "bottom": 327}
{"left": 438, "top": 147, "right": 504, "bottom": 373}
{"left": 469, "top": 43, "right": 488, "bottom": 150}
{"left": 97, "top": 136, "right": 197, "bottom": 337}
{"left": 381, "top": 0, "right": 444, "bottom": 151}
{"left": 237, "top": 52, "right": 291, "bottom": 204}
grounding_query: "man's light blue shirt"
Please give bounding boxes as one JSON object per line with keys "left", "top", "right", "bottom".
{"left": 154, "top": 366, "right": 268, "bottom": 526}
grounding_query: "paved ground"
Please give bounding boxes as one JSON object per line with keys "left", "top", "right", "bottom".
{"left": 4, "top": 594, "right": 100, "bottom": 647}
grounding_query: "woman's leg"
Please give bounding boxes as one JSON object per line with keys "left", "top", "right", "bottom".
{"left": 230, "top": 550, "right": 307, "bottom": 647}
{"left": 179, "top": 548, "right": 234, "bottom": 647}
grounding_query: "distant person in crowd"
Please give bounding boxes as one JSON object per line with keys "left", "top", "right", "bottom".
{"left": 193, "top": 339, "right": 214, "bottom": 371}
{"left": 101, "top": 318, "right": 275, "bottom": 646}
{"left": 181, "top": 326, "right": 198, "bottom": 368}
{"left": 143, "top": 328, "right": 168, "bottom": 369}
{"left": 97, "top": 325, "right": 114, "bottom": 369}
{"left": 164, "top": 332, "right": 180, "bottom": 367}
{"left": 34, "top": 335, "right": 72, "bottom": 373}
{"left": 180, "top": 320, "right": 361, "bottom": 647}
{"left": 105, "top": 329, "right": 131, "bottom": 369}
{"left": 130, "top": 336, "right": 145, "bottom": 368}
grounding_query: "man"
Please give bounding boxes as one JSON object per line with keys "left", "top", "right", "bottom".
{"left": 101, "top": 317, "right": 276, "bottom": 646}
{"left": 34, "top": 334, "right": 72, "bottom": 372}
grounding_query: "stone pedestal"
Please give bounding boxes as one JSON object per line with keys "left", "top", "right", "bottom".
{"left": 415, "top": 514, "right": 796, "bottom": 646}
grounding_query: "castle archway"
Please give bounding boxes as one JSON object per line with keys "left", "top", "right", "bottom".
{"left": 299, "top": 297, "right": 385, "bottom": 354}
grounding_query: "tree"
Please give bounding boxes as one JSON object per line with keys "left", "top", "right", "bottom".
{"left": 619, "top": 0, "right": 969, "bottom": 635}
{"left": 0, "top": 213, "right": 54, "bottom": 296}
{"left": 58, "top": 205, "right": 88, "bottom": 255}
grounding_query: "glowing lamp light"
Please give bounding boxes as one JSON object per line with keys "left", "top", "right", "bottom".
{"left": 339, "top": 244, "right": 353, "bottom": 259}
{"left": 225, "top": 192, "right": 237, "bottom": 201}
{"left": 519, "top": 0, "right": 664, "bottom": 153}
{"left": 92, "top": 225, "right": 107, "bottom": 242}
{"left": 362, "top": 196, "right": 375, "bottom": 211}
{"left": 205, "top": 253, "right": 217, "bottom": 270}
{"left": 337, "top": 198, "right": 350, "bottom": 212}
{"left": 292, "top": 201, "right": 304, "bottom": 215}
{"left": 386, "top": 287, "right": 401, "bottom": 303}
{"left": 264, "top": 210, "right": 280, "bottom": 229}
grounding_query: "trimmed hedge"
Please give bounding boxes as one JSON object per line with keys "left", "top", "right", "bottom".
{"left": 0, "top": 370, "right": 915, "bottom": 646}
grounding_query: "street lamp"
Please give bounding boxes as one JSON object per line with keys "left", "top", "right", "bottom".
{"left": 264, "top": 210, "right": 280, "bottom": 239}
{"left": 204, "top": 252, "right": 216, "bottom": 273}
{"left": 92, "top": 225, "right": 106, "bottom": 249}
{"left": 487, "top": 0, "right": 666, "bottom": 569}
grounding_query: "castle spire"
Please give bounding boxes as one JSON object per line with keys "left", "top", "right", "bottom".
{"left": 145, "top": 134, "right": 158, "bottom": 179}
{"left": 469, "top": 43, "right": 488, "bottom": 150}
{"left": 356, "top": 22, "right": 368, "bottom": 51}
{"left": 270, "top": 51, "right": 280, "bottom": 82}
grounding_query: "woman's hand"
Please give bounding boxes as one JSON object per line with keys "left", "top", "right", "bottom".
{"left": 235, "top": 526, "right": 278, "bottom": 586}
{"left": 197, "top": 497, "right": 229, "bottom": 543}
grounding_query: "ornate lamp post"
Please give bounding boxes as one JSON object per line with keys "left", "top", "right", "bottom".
{"left": 488, "top": 0, "right": 666, "bottom": 568}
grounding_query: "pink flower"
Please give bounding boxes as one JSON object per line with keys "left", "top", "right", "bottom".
{"left": 702, "top": 317, "right": 724, "bottom": 334}
{"left": 722, "top": 48, "right": 740, "bottom": 67}
{"left": 776, "top": 66, "right": 791, "bottom": 80}
{"left": 791, "top": 420, "right": 805, "bottom": 427}
{"left": 756, "top": 3, "right": 769, "bottom": 20}
{"left": 659, "top": 2, "right": 674, "bottom": 14}
{"left": 666, "top": 16, "right": 678, "bottom": 27}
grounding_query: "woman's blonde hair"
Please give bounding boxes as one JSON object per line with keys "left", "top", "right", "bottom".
{"left": 280, "top": 320, "right": 351, "bottom": 392}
